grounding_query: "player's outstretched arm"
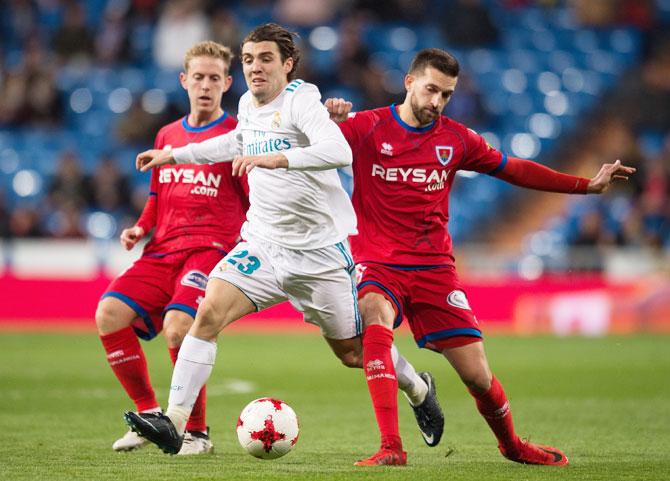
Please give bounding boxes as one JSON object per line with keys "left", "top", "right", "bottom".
{"left": 586, "top": 159, "right": 636, "bottom": 194}
{"left": 136, "top": 149, "right": 175, "bottom": 172}
{"left": 232, "top": 153, "right": 288, "bottom": 176}
{"left": 325, "top": 98, "right": 353, "bottom": 124}
{"left": 120, "top": 225, "right": 145, "bottom": 250}
{"left": 493, "top": 156, "right": 635, "bottom": 194}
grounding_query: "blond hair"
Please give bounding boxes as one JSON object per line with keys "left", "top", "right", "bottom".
{"left": 184, "top": 41, "right": 234, "bottom": 72}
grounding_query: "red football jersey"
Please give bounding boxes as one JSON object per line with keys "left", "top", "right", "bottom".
{"left": 137, "top": 113, "right": 249, "bottom": 255}
{"left": 340, "top": 105, "right": 505, "bottom": 266}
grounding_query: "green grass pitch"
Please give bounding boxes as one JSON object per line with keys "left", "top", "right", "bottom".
{"left": 1, "top": 332, "right": 668, "bottom": 480}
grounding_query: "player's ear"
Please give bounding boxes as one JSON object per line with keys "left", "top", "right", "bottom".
{"left": 223, "top": 75, "right": 233, "bottom": 93}
{"left": 404, "top": 73, "right": 415, "bottom": 92}
{"left": 283, "top": 57, "right": 294, "bottom": 76}
{"left": 179, "top": 71, "right": 188, "bottom": 91}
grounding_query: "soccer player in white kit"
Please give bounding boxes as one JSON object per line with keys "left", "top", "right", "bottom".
{"left": 124, "top": 23, "right": 443, "bottom": 460}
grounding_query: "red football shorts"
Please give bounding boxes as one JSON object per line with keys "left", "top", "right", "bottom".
{"left": 357, "top": 262, "right": 482, "bottom": 352}
{"left": 102, "top": 248, "right": 225, "bottom": 340}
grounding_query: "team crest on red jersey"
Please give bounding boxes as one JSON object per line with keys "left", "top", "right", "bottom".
{"left": 435, "top": 146, "right": 453, "bottom": 166}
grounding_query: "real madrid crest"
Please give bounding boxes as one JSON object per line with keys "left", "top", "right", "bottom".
{"left": 271, "top": 111, "right": 281, "bottom": 129}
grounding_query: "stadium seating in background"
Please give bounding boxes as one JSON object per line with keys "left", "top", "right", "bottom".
{"left": 0, "top": 0, "right": 667, "bottom": 275}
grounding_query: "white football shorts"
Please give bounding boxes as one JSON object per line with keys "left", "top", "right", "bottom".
{"left": 209, "top": 237, "right": 361, "bottom": 340}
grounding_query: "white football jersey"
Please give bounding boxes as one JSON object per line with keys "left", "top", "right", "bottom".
{"left": 172, "top": 80, "right": 357, "bottom": 249}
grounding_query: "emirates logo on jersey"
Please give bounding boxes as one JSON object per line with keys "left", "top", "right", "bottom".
{"left": 435, "top": 146, "right": 453, "bottom": 166}
{"left": 380, "top": 142, "right": 394, "bottom": 156}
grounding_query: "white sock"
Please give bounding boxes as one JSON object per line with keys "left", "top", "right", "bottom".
{"left": 166, "top": 334, "right": 217, "bottom": 434}
{"left": 392, "top": 344, "right": 428, "bottom": 406}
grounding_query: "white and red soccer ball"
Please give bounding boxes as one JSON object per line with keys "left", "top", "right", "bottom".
{"left": 236, "top": 398, "right": 299, "bottom": 459}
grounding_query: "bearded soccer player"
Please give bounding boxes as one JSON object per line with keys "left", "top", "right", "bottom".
{"left": 95, "top": 41, "right": 248, "bottom": 455}
{"left": 326, "top": 48, "right": 635, "bottom": 466}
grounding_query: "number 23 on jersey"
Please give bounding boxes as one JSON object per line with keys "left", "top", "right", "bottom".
{"left": 225, "top": 249, "right": 261, "bottom": 275}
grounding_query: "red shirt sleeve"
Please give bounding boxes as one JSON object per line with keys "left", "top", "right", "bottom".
{"left": 134, "top": 128, "right": 165, "bottom": 233}
{"left": 135, "top": 168, "right": 158, "bottom": 233}
{"left": 458, "top": 127, "right": 504, "bottom": 173}
{"left": 339, "top": 111, "right": 374, "bottom": 153}
{"left": 493, "top": 156, "right": 589, "bottom": 194}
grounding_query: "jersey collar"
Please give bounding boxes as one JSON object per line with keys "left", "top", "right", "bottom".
{"left": 389, "top": 104, "right": 436, "bottom": 133}
{"left": 181, "top": 111, "right": 229, "bottom": 132}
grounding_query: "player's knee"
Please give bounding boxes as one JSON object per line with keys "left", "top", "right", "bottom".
{"left": 163, "top": 319, "right": 190, "bottom": 347}
{"left": 95, "top": 300, "right": 130, "bottom": 335}
{"left": 163, "top": 310, "right": 194, "bottom": 347}
{"left": 193, "top": 299, "right": 229, "bottom": 337}
{"left": 460, "top": 370, "right": 492, "bottom": 393}
{"left": 195, "top": 299, "right": 217, "bottom": 325}
{"left": 359, "top": 294, "right": 394, "bottom": 329}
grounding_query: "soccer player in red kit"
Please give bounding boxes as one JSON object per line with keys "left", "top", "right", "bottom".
{"left": 95, "top": 41, "right": 248, "bottom": 455}
{"left": 327, "top": 48, "right": 635, "bottom": 466}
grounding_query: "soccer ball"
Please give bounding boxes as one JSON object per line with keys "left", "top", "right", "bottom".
{"left": 236, "top": 398, "right": 299, "bottom": 459}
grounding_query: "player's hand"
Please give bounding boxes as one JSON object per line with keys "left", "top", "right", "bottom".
{"left": 325, "top": 97, "right": 352, "bottom": 124}
{"left": 136, "top": 149, "right": 175, "bottom": 172}
{"left": 120, "top": 226, "right": 145, "bottom": 250}
{"left": 587, "top": 159, "right": 636, "bottom": 194}
{"left": 232, "top": 154, "right": 289, "bottom": 176}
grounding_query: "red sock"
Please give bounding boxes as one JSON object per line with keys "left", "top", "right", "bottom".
{"left": 362, "top": 324, "right": 402, "bottom": 450}
{"left": 168, "top": 346, "right": 207, "bottom": 433}
{"left": 100, "top": 326, "right": 158, "bottom": 412}
{"left": 468, "top": 376, "right": 520, "bottom": 449}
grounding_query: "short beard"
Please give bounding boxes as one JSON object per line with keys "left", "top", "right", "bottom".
{"left": 410, "top": 95, "right": 438, "bottom": 126}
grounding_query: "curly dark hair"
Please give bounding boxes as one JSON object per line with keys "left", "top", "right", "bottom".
{"left": 242, "top": 23, "right": 301, "bottom": 80}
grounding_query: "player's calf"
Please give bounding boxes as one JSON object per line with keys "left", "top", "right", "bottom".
{"left": 326, "top": 336, "right": 363, "bottom": 369}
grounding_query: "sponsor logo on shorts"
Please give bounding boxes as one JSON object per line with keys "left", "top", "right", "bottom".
{"left": 181, "top": 270, "right": 208, "bottom": 290}
{"left": 446, "top": 290, "right": 471, "bottom": 310}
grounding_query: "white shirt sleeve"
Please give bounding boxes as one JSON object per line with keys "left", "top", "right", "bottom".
{"left": 283, "top": 84, "right": 352, "bottom": 171}
{"left": 172, "top": 123, "right": 243, "bottom": 165}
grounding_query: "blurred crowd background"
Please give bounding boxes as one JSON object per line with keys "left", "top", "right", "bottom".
{"left": 1, "top": 0, "right": 669, "bottom": 274}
